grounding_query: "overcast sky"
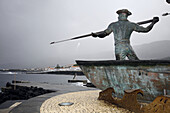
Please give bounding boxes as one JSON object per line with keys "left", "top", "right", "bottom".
{"left": 0, "top": 0, "right": 169, "bottom": 69}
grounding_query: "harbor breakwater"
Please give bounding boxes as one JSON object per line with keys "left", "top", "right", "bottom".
{"left": 28, "top": 71, "right": 84, "bottom": 75}
{"left": 0, "top": 82, "right": 55, "bottom": 104}
{"left": 45, "top": 71, "right": 84, "bottom": 75}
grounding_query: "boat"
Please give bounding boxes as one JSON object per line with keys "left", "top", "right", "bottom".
{"left": 76, "top": 60, "right": 170, "bottom": 102}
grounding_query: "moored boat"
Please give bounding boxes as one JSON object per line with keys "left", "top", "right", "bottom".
{"left": 76, "top": 60, "right": 170, "bottom": 101}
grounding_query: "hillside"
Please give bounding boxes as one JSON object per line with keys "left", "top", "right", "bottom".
{"left": 134, "top": 40, "right": 170, "bottom": 60}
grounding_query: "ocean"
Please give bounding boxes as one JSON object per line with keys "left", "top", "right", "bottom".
{"left": 0, "top": 73, "right": 87, "bottom": 91}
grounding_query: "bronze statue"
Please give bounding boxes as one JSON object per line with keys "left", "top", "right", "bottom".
{"left": 92, "top": 9, "right": 159, "bottom": 60}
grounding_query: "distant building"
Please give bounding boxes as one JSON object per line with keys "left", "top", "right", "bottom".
{"left": 69, "top": 65, "right": 81, "bottom": 71}
{"left": 45, "top": 64, "right": 81, "bottom": 71}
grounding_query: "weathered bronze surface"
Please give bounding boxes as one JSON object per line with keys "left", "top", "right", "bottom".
{"left": 98, "top": 88, "right": 170, "bottom": 113}
{"left": 76, "top": 60, "right": 170, "bottom": 101}
{"left": 144, "top": 95, "right": 170, "bottom": 113}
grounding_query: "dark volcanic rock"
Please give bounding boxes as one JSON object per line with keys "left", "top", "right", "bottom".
{"left": 0, "top": 82, "right": 55, "bottom": 105}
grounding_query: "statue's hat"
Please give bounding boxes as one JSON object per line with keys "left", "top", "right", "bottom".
{"left": 116, "top": 9, "right": 132, "bottom": 16}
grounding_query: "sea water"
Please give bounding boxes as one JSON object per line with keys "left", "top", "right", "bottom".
{"left": 0, "top": 73, "right": 87, "bottom": 92}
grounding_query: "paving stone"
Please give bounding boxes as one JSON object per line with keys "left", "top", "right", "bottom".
{"left": 40, "top": 90, "right": 132, "bottom": 113}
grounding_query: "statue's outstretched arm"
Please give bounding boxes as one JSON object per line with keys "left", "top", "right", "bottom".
{"left": 134, "top": 17, "right": 159, "bottom": 33}
{"left": 92, "top": 31, "right": 108, "bottom": 38}
{"left": 92, "top": 23, "right": 113, "bottom": 38}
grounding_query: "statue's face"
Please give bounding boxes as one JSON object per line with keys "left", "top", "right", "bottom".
{"left": 118, "top": 13, "right": 128, "bottom": 20}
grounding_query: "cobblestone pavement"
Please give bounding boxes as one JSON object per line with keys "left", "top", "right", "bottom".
{"left": 40, "top": 90, "right": 132, "bottom": 113}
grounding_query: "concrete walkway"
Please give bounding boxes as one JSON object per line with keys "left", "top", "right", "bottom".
{"left": 3, "top": 82, "right": 97, "bottom": 113}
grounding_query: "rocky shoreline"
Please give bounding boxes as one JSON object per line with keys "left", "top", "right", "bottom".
{"left": 0, "top": 82, "right": 55, "bottom": 105}
{"left": 45, "top": 70, "right": 84, "bottom": 75}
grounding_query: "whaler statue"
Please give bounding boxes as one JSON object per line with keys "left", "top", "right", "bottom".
{"left": 76, "top": 9, "right": 170, "bottom": 113}
{"left": 92, "top": 9, "right": 159, "bottom": 60}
